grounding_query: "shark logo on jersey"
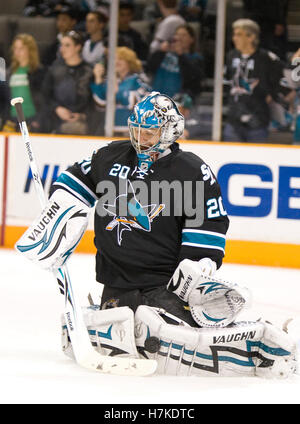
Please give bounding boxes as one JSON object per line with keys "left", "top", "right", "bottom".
{"left": 102, "top": 181, "right": 165, "bottom": 246}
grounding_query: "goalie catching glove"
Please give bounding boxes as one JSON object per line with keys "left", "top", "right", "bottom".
{"left": 167, "top": 258, "right": 251, "bottom": 328}
{"left": 15, "top": 189, "right": 90, "bottom": 271}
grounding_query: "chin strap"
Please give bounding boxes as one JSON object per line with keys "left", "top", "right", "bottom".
{"left": 137, "top": 152, "right": 159, "bottom": 171}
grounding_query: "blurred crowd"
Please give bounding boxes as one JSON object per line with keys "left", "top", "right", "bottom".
{"left": 0, "top": 0, "right": 299, "bottom": 143}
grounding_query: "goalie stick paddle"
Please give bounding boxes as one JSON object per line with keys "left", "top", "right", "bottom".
{"left": 11, "top": 97, "right": 157, "bottom": 376}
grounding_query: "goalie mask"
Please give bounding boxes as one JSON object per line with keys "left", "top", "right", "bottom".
{"left": 128, "top": 92, "right": 184, "bottom": 169}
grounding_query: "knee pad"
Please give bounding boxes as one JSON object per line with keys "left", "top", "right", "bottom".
{"left": 61, "top": 306, "right": 139, "bottom": 360}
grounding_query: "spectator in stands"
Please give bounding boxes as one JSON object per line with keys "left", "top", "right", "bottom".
{"left": 142, "top": 2, "right": 161, "bottom": 26}
{"left": 174, "top": 93, "right": 212, "bottom": 140}
{"left": 23, "top": 0, "right": 53, "bottom": 16}
{"left": 43, "top": 4, "right": 79, "bottom": 66}
{"left": 223, "top": 19, "right": 286, "bottom": 143}
{"left": 0, "top": 85, "right": 6, "bottom": 131}
{"left": 0, "top": 44, "right": 7, "bottom": 129}
{"left": 178, "top": 0, "right": 207, "bottom": 22}
{"left": 41, "top": 31, "right": 93, "bottom": 135}
{"left": 149, "top": 0, "right": 186, "bottom": 54}
{"left": 146, "top": 24, "right": 204, "bottom": 99}
{"left": 2, "top": 34, "right": 45, "bottom": 133}
{"left": 268, "top": 78, "right": 296, "bottom": 134}
{"left": 80, "top": 1, "right": 102, "bottom": 13}
{"left": 242, "top": 0, "right": 289, "bottom": 61}
{"left": 283, "top": 48, "right": 300, "bottom": 143}
{"left": 23, "top": 0, "right": 83, "bottom": 17}
{"left": 82, "top": 10, "right": 108, "bottom": 65}
{"left": 116, "top": 1, "right": 149, "bottom": 61}
{"left": 291, "top": 49, "right": 300, "bottom": 143}
{"left": 90, "top": 46, "right": 150, "bottom": 134}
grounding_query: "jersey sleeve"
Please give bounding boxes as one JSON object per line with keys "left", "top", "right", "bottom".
{"left": 49, "top": 150, "right": 100, "bottom": 207}
{"left": 178, "top": 163, "right": 229, "bottom": 268}
{"left": 90, "top": 81, "right": 107, "bottom": 107}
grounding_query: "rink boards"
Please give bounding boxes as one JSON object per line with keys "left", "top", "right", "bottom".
{"left": 1, "top": 133, "right": 300, "bottom": 268}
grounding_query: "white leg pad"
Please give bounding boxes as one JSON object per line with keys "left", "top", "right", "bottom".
{"left": 135, "top": 305, "right": 297, "bottom": 378}
{"left": 62, "top": 306, "right": 139, "bottom": 360}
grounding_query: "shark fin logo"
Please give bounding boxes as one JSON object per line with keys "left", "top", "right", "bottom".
{"left": 102, "top": 181, "right": 165, "bottom": 245}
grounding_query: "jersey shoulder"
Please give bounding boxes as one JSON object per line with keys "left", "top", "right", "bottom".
{"left": 173, "top": 148, "right": 218, "bottom": 186}
{"left": 92, "top": 139, "right": 132, "bottom": 161}
{"left": 98, "top": 139, "right": 131, "bottom": 153}
{"left": 175, "top": 148, "right": 207, "bottom": 170}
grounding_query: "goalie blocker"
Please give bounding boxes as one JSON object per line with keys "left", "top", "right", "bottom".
{"left": 15, "top": 190, "right": 90, "bottom": 271}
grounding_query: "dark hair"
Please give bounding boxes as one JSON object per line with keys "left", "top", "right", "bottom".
{"left": 89, "top": 10, "right": 108, "bottom": 23}
{"left": 161, "top": 0, "right": 178, "bottom": 8}
{"left": 57, "top": 5, "right": 79, "bottom": 21}
{"left": 119, "top": 2, "right": 135, "bottom": 12}
{"left": 64, "top": 30, "right": 84, "bottom": 47}
{"left": 175, "top": 24, "right": 196, "bottom": 53}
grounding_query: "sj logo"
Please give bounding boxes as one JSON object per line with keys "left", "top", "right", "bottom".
{"left": 102, "top": 180, "right": 165, "bottom": 245}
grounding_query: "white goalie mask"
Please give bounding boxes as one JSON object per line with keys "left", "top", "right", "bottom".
{"left": 128, "top": 92, "right": 185, "bottom": 158}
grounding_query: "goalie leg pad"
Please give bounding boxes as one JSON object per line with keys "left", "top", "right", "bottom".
{"left": 135, "top": 305, "right": 297, "bottom": 378}
{"left": 254, "top": 321, "right": 297, "bottom": 378}
{"left": 167, "top": 259, "right": 251, "bottom": 327}
{"left": 62, "top": 306, "right": 140, "bottom": 360}
{"left": 15, "top": 189, "right": 90, "bottom": 271}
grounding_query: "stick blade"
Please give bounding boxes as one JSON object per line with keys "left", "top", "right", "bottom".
{"left": 79, "top": 351, "right": 157, "bottom": 376}
{"left": 101, "top": 357, "right": 158, "bottom": 377}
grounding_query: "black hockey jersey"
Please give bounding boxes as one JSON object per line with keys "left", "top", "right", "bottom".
{"left": 224, "top": 48, "right": 285, "bottom": 129}
{"left": 51, "top": 140, "right": 229, "bottom": 289}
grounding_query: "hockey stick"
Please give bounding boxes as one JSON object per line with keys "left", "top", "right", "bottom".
{"left": 11, "top": 97, "right": 157, "bottom": 376}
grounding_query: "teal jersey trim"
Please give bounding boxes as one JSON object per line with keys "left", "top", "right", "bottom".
{"left": 182, "top": 230, "right": 226, "bottom": 251}
{"left": 55, "top": 172, "right": 96, "bottom": 207}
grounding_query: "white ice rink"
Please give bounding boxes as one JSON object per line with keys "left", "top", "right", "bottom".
{"left": 1, "top": 247, "right": 300, "bottom": 405}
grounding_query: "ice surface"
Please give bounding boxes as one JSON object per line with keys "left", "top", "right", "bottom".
{"left": 0, "top": 248, "right": 299, "bottom": 404}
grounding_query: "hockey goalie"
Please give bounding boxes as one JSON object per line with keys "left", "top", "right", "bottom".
{"left": 16, "top": 92, "right": 297, "bottom": 378}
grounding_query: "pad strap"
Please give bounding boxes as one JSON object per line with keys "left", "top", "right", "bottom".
{"left": 62, "top": 306, "right": 139, "bottom": 360}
